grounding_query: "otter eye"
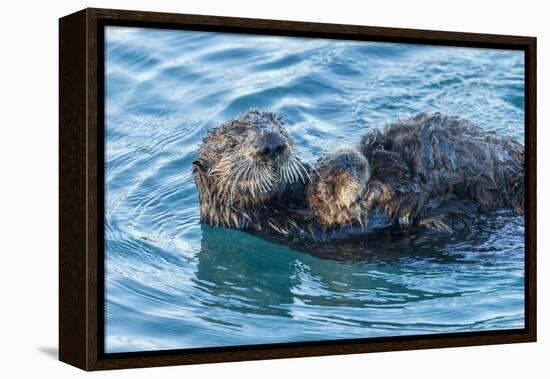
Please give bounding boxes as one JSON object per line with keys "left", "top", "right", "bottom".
{"left": 227, "top": 138, "right": 237, "bottom": 148}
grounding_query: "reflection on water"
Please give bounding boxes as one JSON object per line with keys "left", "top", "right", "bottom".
{"left": 104, "top": 26, "right": 525, "bottom": 353}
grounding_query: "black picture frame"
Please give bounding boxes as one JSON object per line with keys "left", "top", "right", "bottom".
{"left": 59, "top": 7, "right": 537, "bottom": 371}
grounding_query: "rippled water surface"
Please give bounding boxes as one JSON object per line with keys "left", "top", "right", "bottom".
{"left": 104, "top": 26, "right": 525, "bottom": 353}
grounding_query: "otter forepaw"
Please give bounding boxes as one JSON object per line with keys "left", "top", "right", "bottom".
{"left": 398, "top": 211, "right": 412, "bottom": 227}
{"left": 356, "top": 209, "right": 369, "bottom": 231}
{"left": 393, "top": 208, "right": 417, "bottom": 228}
{"left": 419, "top": 216, "right": 453, "bottom": 233}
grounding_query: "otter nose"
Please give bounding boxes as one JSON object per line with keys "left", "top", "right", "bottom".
{"left": 336, "top": 154, "right": 351, "bottom": 169}
{"left": 257, "top": 132, "right": 287, "bottom": 159}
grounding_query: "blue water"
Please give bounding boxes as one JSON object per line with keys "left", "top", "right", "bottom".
{"left": 104, "top": 26, "right": 525, "bottom": 353}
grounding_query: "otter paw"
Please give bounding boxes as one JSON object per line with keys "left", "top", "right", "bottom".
{"left": 419, "top": 217, "right": 453, "bottom": 233}
{"left": 398, "top": 211, "right": 412, "bottom": 227}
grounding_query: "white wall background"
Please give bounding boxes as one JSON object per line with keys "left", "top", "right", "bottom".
{"left": 0, "top": 0, "right": 547, "bottom": 377}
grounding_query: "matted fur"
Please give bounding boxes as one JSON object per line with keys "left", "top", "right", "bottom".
{"left": 361, "top": 112, "right": 525, "bottom": 223}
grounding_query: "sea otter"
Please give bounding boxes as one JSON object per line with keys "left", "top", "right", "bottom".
{"left": 192, "top": 109, "right": 310, "bottom": 234}
{"left": 194, "top": 110, "right": 524, "bottom": 239}
{"left": 306, "top": 112, "right": 524, "bottom": 231}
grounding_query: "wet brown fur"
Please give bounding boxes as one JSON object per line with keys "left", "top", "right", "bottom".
{"left": 306, "top": 148, "right": 371, "bottom": 228}
{"left": 193, "top": 110, "right": 309, "bottom": 233}
{"left": 306, "top": 112, "right": 524, "bottom": 231}
{"left": 364, "top": 112, "right": 525, "bottom": 222}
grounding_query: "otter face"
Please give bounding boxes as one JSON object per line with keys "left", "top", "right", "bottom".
{"left": 193, "top": 110, "right": 308, "bottom": 210}
{"left": 307, "top": 147, "right": 371, "bottom": 228}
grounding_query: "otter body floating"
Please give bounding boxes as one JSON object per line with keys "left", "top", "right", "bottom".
{"left": 193, "top": 111, "right": 524, "bottom": 240}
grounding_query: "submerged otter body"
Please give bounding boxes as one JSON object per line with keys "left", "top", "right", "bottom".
{"left": 306, "top": 112, "right": 524, "bottom": 231}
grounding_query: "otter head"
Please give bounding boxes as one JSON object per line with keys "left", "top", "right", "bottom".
{"left": 307, "top": 147, "right": 371, "bottom": 228}
{"left": 193, "top": 110, "right": 307, "bottom": 227}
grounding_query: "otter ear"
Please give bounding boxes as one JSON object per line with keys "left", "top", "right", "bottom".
{"left": 192, "top": 159, "right": 207, "bottom": 174}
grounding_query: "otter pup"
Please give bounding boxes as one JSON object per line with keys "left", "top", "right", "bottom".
{"left": 306, "top": 146, "right": 478, "bottom": 232}
{"left": 361, "top": 113, "right": 524, "bottom": 220}
{"left": 193, "top": 110, "right": 309, "bottom": 233}
{"left": 306, "top": 147, "right": 371, "bottom": 228}
{"left": 306, "top": 112, "right": 524, "bottom": 231}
